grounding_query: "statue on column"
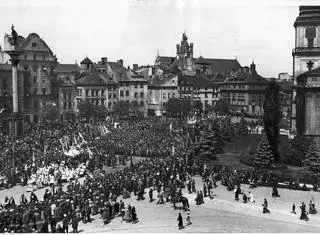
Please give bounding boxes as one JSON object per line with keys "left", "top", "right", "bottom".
{"left": 11, "top": 24, "right": 18, "bottom": 47}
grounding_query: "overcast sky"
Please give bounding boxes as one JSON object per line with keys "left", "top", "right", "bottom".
{"left": 0, "top": 0, "right": 319, "bottom": 77}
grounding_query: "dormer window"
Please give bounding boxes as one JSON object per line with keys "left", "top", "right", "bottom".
{"left": 306, "top": 27, "right": 316, "bottom": 48}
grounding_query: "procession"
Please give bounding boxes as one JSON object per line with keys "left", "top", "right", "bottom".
{"left": 0, "top": 114, "right": 320, "bottom": 233}
{"left": 1, "top": 1, "right": 320, "bottom": 233}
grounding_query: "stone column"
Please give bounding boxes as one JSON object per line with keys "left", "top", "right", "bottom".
{"left": 11, "top": 58, "right": 19, "bottom": 113}
{"left": 5, "top": 50, "right": 24, "bottom": 137}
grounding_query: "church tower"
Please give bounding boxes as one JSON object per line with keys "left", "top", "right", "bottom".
{"left": 176, "top": 32, "right": 194, "bottom": 72}
{"left": 291, "top": 6, "right": 320, "bottom": 134}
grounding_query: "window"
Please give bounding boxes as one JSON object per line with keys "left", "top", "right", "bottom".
{"left": 120, "top": 90, "right": 124, "bottom": 97}
{"left": 140, "top": 84, "right": 144, "bottom": 89}
{"left": 63, "top": 102, "right": 67, "bottom": 109}
{"left": 108, "top": 102, "right": 112, "bottom": 108}
{"left": 113, "top": 93, "right": 117, "bottom": 99}
{"left": 42, "top": 88, "right": 46, "bottom": 95}
{"left": 96, "top": 90, "right": 99, "bottom": 96}
{"left": 85, "top": 90, "right": 89, "bottom": 97}
{"left": 140, "top": 92, "right": 144, "bottom": 98}
{"left": 140, "top": 101, "right": 144, "bottom": 106}
{"left": 33, "top": 76, "right": 37, "bottom": 83}
{"left": 108, "top": 93, "right": 112, "bottom": 99}
{"left": 33, "top": 54, "right": 37, "bottom": 61}
{"left": 101, "top": 89, "right": 104, "bottom": 96}
{"left": 125, "top": 90, "right": 129, "bottom": 96}
{"left": 134, "top": 92, "right": 138, "bottom": 98}
{"left": 78, "top": 89, "right": 82, "bottom": 96}
{"left": 205, "top": 93, "right": 208, "bottom": 98}
{"left": 42, "top": 54, "right": 46, "bottom": 61}
{"left": 63, "top": 92, "right": 67, "bottom": 99}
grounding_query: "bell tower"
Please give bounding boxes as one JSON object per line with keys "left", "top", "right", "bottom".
{"left": 291, "top": 6, "right": 320, "bottom": 134}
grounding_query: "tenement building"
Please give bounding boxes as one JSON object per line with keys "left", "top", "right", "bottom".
{"left": 4, "top": 32, "right": 58, "bottom": 123}
{"left": 292, "top": 6, "right": 320, "bottom": 135}
{"left": 220, "top": 63, "right": 269, "bottom": 115}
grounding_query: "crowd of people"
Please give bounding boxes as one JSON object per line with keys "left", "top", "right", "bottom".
{"left": 0, "top": 115, "right": 319, "bottom": 232}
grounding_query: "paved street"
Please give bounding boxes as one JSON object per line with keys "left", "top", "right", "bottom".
{"left": 1, "top": 175, "right": 320, "bottom": 233}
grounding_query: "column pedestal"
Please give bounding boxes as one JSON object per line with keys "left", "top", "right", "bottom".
{"left": 8, "top": 112, "right": 24, "bottom": 136}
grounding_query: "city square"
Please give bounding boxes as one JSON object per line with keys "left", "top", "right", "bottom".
{"left": 1, "top": 0, "right": 320, "bottom": 233}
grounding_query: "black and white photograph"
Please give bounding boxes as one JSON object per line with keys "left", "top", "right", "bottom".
{"left": 0, "top": 0, "right": 320, "bottom": 233}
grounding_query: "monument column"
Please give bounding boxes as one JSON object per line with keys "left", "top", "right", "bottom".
{"left": 5, "top": 49, "right": 24, "bottom": 136}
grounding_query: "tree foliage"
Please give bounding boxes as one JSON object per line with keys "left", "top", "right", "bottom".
{"left": 78, "top": 101, "right": 94, "bottom": 119}
{"left": 263, "top": 80, "right": 282, "bottom": 162}
{"left": 213, "top": 99, "right": 229, "bottom": 115}
{"left": 303, "top": 137, "right": 320, "bottom": 173}
{"left": 254, "top": 136, "right": 275, "bottom": 168}
{"left": 112, "top": 101, "right": 130, "bottom": 117}
{"left": 165, "top": 98, "right": 193, "bottom": 117}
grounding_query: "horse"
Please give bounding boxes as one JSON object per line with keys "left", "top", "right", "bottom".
{"left": 172, "top": 195, "right": 189, "bottom": 211}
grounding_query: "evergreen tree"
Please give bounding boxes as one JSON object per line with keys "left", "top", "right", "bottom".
{"left": 237, "top": 120, "right": 249, "bottom": 136}
{"left": 304, "top": 137, "right": 320, "bottom": 173}
{"left": 254, "top": 136, "right": 274, "bottom": 168}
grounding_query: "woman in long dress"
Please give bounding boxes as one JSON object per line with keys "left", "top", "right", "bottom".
{"left": 177, "top": 213, "right": 184, "bottom": 229}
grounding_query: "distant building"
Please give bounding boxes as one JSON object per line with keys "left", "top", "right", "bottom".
{"left": 4, "top": 32, "right": 58, "bottom": 123}
{"left": 154, "top": 32, "right": 241, "bottom": 76}
{"left": 75, "top": 72, "right": 118, "bottom": 112}
{"left": 220, "top": 63, "right": 269, "bottom": 115}
{"left": 56, "top": 63, "right": 80, "bottom": 120}
{"left": 291, "top": 6, "right": 320, "bottom": 135}
{"left": 277, "top": 80, "right": 293, "bottom": 119}
{"left": 278, "top": 72, "right": 292, "bottom": 81}
{"left": 106, "top": 59, "right": 148, "bottom": 117}
{"left": 178, "top": 72, "right": 217, "bottom": 111}
{"left": 147, "top": 74, "right": 179, "bottom": 116}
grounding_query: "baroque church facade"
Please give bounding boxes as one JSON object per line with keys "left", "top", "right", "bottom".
{"left": 291, "top": 6, "right": 320, "bottom": 136}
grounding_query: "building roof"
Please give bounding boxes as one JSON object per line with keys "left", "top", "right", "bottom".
{"left": 56, "top": 64, "right": 80, "bottom": 73}
{"left": 224, "top": 63, "right": 269, "bottom": 84}
{"left": 107, "top": 61, "right": 128, "bottom": 81}
{"left": 298, "top": 66, "right": 320, "bottom": 76}
{"left": 203, "top": 58, "right": 241, "bottom": 74}
{"left": 294, "top": 6, "right": 320, "bottom": 27}
{"left": 155, "top": 56, "right": 176, "bottom": 69}
{"left": 76, "top": 73, "right": 114, "bottom": 86}
{"left": 178, "top": 73, "right": 215, "bottom": 87}
{"left": 194, "top": 56, "right": 211, "bottom": 65}
{"left": 149, "top": 74, "right": 177, "bottom": 86}
{"left": 80, "top": 57, "right": 93, "bottom": 65}
{"left": 211, "top": 73, "right": 227, "bottom": 83}
{"left": 17, "top": 33, "right": 54, "bottom": 55}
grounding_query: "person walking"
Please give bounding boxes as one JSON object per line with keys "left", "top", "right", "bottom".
{"left": 177, "top": 213, "right": 184, "bottom": 229}
{"left": 186, "top": 210, "right": 192, "bottom": 225}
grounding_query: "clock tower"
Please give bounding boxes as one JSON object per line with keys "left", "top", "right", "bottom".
{"left": 291, "top": 6, "right": 320, "bottom": 135}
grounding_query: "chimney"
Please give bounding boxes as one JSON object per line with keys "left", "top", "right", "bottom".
{"left": 101, "top": 57, "right": 108, "bottom": 65}
{"left": 127, "top": 66, "right": 130, "bottom": 70}
{"left": 231, "top": 68, "right": 236, "bottom": 76}
{"left": 250, "top": 62, "right": 256, "bottom": 73}
{"left": 244, "top": 66, "right": 249, "bottom": 73}
{"left": 117, "top": 59, "right": 123, "bottom": 67}
{"left": 133, "top": 64, "right": 138, "bottom": 71}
